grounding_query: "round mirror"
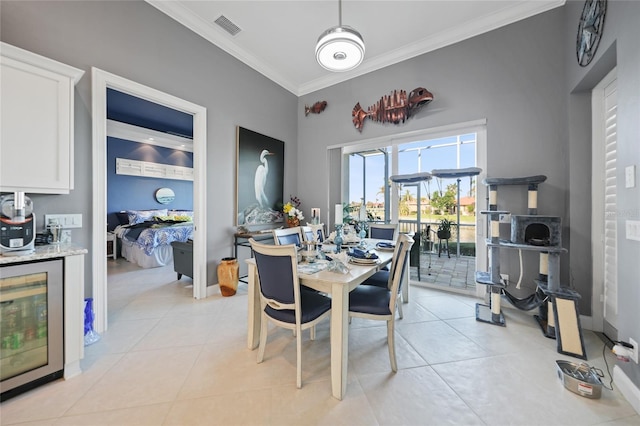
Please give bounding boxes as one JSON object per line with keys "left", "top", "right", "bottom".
{"left": 155, "top": 187, "right": 175, "bottom": 204}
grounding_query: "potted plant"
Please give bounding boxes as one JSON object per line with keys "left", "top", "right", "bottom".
{"left": 437, "top": 218, "right": 453, "bottom": 240}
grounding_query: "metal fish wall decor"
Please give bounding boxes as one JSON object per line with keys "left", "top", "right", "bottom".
{"left": 352, "top": 87, "right": 433, "bottom": 132}
{"left": 304, "top": 101, "right": 328, "bottom": 116}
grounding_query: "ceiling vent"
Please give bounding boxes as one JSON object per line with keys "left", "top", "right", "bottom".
{"left": 214, "top": 15, "right": 241, "bottom": 36}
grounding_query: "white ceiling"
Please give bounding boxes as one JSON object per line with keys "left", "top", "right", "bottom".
{"left": 147, "top": 1, "right": 565, "bottom": 96}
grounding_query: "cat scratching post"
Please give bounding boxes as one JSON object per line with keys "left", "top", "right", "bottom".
{"left": 476, "top": 175, "right": 587, "bottom": 360}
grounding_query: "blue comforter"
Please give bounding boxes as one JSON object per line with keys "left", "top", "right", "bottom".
{"left": 123, "top": 222, "right": 193, "bottom": 256}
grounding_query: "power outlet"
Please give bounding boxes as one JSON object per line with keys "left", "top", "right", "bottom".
{"left": 630, "top": 338, "right": 639, "bottom": 364}
{"left": 500, "top": 274, "right": 509, "bottom": 285}
{"left": 499, "top": 213, "right": 511, "bottom": 223}
{"left": 61, "top": 230, "right": 72, "bottom": 244}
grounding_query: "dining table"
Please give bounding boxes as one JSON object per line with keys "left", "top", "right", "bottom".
{"left": 245, "top": 238, "right": 409, "bottom": 400}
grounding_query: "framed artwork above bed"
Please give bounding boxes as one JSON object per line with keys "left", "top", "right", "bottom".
{"left": 236, "top": 126, "right": 284, "bottom": 226}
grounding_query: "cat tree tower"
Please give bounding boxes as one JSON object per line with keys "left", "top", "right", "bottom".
{"left": 475, "top": 175, "right": 587, "bottom": 360}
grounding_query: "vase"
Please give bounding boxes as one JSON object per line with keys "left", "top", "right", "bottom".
{"left": 286, "top": 217, "right": 300, "bottom": 228}
{"left": 217, "top": 257, "right": 239, "bottom": 297}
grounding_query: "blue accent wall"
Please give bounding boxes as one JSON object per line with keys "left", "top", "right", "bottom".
{"left": 107, "top": 137, "right": 193, "bottom": 230}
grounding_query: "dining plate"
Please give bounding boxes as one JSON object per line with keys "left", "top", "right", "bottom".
{"left": 375, "top": 243, "right": 395, "bottom": 252}
{"left": 348, "top": 257, "right": 378, "bottom": 265}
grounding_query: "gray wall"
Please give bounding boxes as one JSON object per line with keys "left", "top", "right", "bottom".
{"left": 564, "top": 0, "right": 640, "bottom": 391}
{"left": 298, "top": 8, "right": 569, "bottom": 298}
{"left": 298, "top": 0, "right": 640, "bottom": 392}
{"left": 0, "top": 0, "right": 299, "bottom": 285}
{"left": 299, "top": 0, "right": 640, "bottom": 389}
{"left": 2, "top": 0, "right": 638, "bottom": 391}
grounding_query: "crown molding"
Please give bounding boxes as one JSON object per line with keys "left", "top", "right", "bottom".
{"left": 145, "top": 0, "right": 298, "bottom": 95}
{"left": 298, "top": 0, "right": 566, "bottom": 95}
{"left": 146, "top": 1, "right": 565, "bottom": 97}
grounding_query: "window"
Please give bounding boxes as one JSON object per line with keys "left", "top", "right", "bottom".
{"left": 346, "top": 133, "right": 477, "bottom": 226}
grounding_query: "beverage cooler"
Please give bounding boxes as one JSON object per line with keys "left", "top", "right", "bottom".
{"left": 0, "top": 259, "right": 63, "bottom": 401}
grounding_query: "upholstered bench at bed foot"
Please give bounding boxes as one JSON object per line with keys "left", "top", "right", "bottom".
{"left": 170, "top": 240, "right": 193, "bottom": 280}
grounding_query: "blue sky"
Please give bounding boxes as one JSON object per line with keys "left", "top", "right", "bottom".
{"left": 349, "top": 133, "right": 477, "bottom": 204}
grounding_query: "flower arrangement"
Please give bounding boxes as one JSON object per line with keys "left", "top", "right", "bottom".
{"left": 282, "top": 195, "right": 304, "bottom": 226}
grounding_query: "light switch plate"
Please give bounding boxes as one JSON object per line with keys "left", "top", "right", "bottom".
{"left": 626, "top": 220, "right": 640, "bottom": 242}
{"left": 44, "top": 214, "right": 83, "bottom": 229}
{"left": 625, "top": 165, "right": 636, "bottom": 188}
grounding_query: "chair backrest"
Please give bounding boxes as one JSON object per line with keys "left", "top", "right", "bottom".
{"left": 300, "top": 226, "right": 315, "bottom": 242}
{"left": 369, "top": 223, "right": 398, "bottom": 241}
{"left": 249, "top": 238, "right": 300, "bottom": 316}
{"left": 388, "top": 234, "right": 414, "bottom": 309}
{"left": 304, "top": 223, "right": 325, "bottom": 242}
{"left": 273, "top": 227, "right": 303, "bottom": 247}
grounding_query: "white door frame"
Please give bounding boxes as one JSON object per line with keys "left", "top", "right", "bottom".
{"left": 591, "top": 67, "right": 617, "bottom": 333}
{"left": 91, "top": 68, "right": 208, "bottom": 333}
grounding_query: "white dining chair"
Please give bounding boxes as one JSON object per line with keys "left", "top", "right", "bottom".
{"left": 249, "top": 238, "right": 332, "bottom": 388}
{"left": 272, "top": 227, "right": 303, "bottom": 246}
{"left": 303, "top": 223, "right": 325, "bottom": 242}
{"left": 368, "top": 223, "right": 398, "bottom": 241}
{"left": 348, "top": 233, "right": 413, "bottom": 372}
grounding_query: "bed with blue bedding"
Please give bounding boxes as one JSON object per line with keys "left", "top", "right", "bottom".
{"left": 113, "top": 209, "right": 194, "bottom": 268}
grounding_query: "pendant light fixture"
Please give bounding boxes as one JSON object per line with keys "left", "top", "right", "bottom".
{"left": 315, "top": 0, "right": 365, "bottom": 72}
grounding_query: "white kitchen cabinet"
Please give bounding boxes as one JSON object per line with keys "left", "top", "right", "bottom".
{"left": 1, "top": 42, "right": 84, "bottom": 194}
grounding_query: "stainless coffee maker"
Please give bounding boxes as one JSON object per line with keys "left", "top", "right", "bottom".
{"left": 0, "top": 192, "right": 36, "bottom": 256}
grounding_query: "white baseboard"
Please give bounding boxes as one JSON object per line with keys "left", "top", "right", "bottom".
{"left": 614, "top": 365, "right": 640, "bottom": 415}
{"left": 206, "top": 284, "right": 219, "bottom": 297}
{"left": 580, "top": 314, "right": 594, "bottom": 331}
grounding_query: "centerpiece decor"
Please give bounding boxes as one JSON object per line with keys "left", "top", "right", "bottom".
{"left": 334, "top": 203, "right": 344, "bottom": 253}
{"left": 358, "top": 198, "right": 368, "bottom": 248}
{"left": 283, "top": 195, "right": 304, "bottom": 227}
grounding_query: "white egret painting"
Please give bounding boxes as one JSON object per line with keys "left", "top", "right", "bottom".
{"left": 236, "top": 127, "right": 284, "bottom": 225}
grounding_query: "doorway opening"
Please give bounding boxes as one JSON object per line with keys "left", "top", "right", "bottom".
{"left": 91, "top": 68, "right": 208, "bottom": 333}
{"left": 591, "top": 67, "right": 617, "bottom": 339}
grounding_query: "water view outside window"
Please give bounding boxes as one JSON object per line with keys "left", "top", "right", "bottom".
{"left": 348, "top": 133, "right": 477, "bottom": 255}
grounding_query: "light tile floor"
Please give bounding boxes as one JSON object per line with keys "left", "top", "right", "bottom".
{"left": 1, "top": 259, "right": 639, "bottom": 425}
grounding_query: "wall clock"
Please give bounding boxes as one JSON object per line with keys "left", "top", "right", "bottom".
{"left": 576, "top": 0, "right": 607, "bottom": 67}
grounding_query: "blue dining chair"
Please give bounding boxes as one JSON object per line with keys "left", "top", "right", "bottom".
{"left": 272, "top": 227, "right": 303, "bottom": 247}
{"left": 368, "top": 223, "right": 398, "bottom": 241}
{"left": 348, "top": 233, "right": 413, "bottom": 372}
{"left": 305, "top": 223, "right": 325, "bottom": 243}
{"left": 300, "top": 226, "right": 315, "bottom": 243}
{"left": 249, "top": 238, "right": 332, "bottom": 388}
{"left": 359, "top": 232, "right": 414, "bottom": 319}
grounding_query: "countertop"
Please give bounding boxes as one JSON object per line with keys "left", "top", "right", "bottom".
{"left": 0, "top": 244, "right": 88, "bottom": 265}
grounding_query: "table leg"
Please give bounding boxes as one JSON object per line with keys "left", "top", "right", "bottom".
{"left": 330, "top": 282, "right": 349, "bottom": 400}
{"left": 247, "top": 263, "right": 261, "bottom": 350}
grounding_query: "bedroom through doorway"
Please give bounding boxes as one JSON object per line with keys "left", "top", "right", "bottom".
{"left": 92, "top": 68, "right": 208, "bottom": 333}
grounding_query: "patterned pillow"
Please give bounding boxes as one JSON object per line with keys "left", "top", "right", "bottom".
{"left": 127, "top": 209, "right": 168, "bottom": 225}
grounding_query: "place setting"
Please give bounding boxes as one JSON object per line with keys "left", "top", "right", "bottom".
{"left": 374, "top": 241, "right": 396, "bottom": 252}
{"left": 346, "top": 247, "right": 379, "bottom": 265}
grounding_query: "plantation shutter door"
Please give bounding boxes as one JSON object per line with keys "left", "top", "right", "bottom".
{"left": 603, "top": 78, "right": 617, "bottom": 325}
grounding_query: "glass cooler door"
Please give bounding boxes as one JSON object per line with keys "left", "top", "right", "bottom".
{"left": 1, "top": 271, "right": 49, "bottom": 381}
{"left": 0, "top": 259, "right": 63, "bottom": 400}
